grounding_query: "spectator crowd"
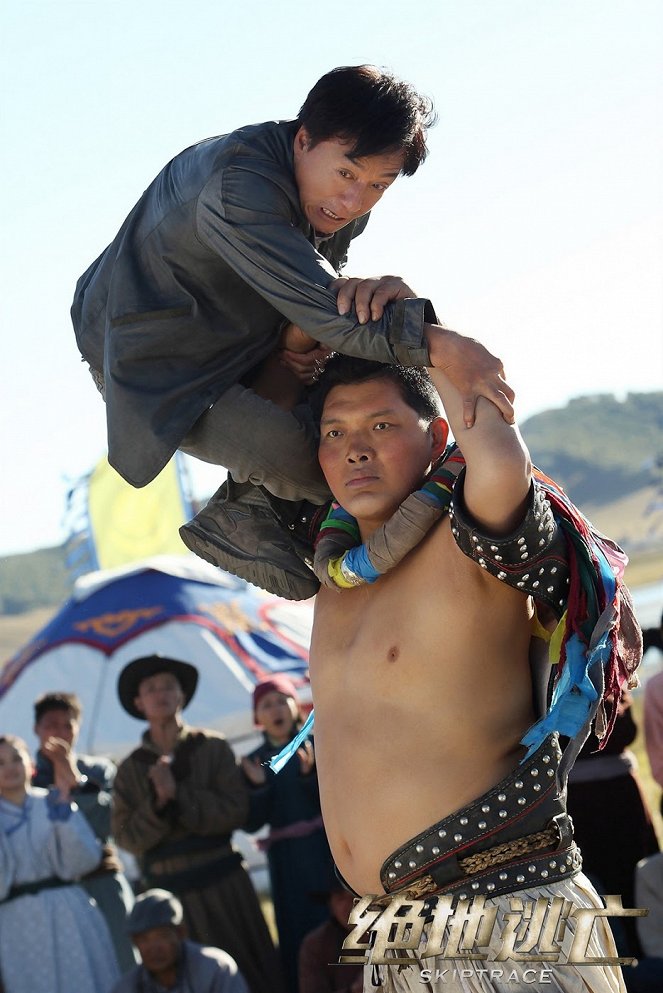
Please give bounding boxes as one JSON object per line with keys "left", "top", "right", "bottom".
{"left": 0, "top": 656, "right": 362, "bottom": 993}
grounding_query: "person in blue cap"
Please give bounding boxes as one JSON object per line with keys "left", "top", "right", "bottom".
{"left": 111, "top": 888, "right": 248, "bottom": 993}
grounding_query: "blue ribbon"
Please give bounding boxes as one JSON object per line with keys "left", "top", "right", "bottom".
{"left": 269, "top": 710, "right": 316, "bottom": 773}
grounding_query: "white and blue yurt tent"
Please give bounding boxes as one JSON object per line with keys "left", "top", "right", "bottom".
{"left": 0, "top": 556, "right": 314, "bottom": 759}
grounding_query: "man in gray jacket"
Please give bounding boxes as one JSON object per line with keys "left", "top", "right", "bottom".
{"left": 111, "top": 889, "right": 248, "bottom": 993}
{"left": 72, "top": 64, "right": 513, "bottom": 599}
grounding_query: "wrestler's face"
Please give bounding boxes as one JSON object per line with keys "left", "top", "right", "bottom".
{"left": 132, "top": 925, "right": 182, "bottom": 976}
{"left": 134, "top": 672, "right": 185, "bottom": 721}
{"left": 293, "top": 127, "right": 404, "bottom": 237}
{"left": 318, "top": 377, "right": 448, "bottom": 539}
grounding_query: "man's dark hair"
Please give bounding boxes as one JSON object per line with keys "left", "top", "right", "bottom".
{"left": 298, "top": 65, "right": 436, "bottom": 176}
{"left": 309, "top": 354, "right": 442, "bottom": 425}
{"left": 34, "top": 692, "right": 82, "bottom": 724}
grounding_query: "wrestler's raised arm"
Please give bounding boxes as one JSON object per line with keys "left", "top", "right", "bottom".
{"left": 428, "top": 364, "right": 531, "bottom": 536}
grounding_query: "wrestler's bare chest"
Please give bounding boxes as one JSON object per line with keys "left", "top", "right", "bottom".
{"left": 308, "top": 528, "right": 535, "bottom": 894}
{"left": 310, "top": 525, "right": 517, "bottom": 680}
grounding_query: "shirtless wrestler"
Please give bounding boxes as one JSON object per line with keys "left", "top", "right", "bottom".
{"left": 306, "top": 354, "right": 626, "bottom": 992}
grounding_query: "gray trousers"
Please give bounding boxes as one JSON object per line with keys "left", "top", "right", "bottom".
{"left": 180, "top": 383, "right": 330, "bottom": 504}
{"left": 365, "top": 874, "right": 626, "bottom": 993}
{"left": 90, "top": 367, "right": 330, "bottom": 504}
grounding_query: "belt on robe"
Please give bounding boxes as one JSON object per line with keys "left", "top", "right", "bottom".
{"left": 0, "top": 876, "right": 74, "bottom": 904}
{"left": 144, "top": 850, "right": 244, "bottom": 895}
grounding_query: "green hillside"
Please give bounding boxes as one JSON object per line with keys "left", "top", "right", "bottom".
{"left": 0, "top": 546, "right": 70, "bottom": 615}
{"left": 520, "top": 391, "right": 663, "bottom": 507}
{"left": 1, "top": 391, "right": 661, "bottom": 616}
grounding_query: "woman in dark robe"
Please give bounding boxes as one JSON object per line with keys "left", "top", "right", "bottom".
{"left": 242, "top": 676, "right": 334, "bottom": 993}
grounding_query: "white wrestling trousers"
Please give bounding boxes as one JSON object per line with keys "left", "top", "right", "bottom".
{"left": 364, "top": 873, "right": 626, "bottom": 993}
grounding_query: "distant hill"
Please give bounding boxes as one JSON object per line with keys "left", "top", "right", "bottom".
{"left": 1, "top": 391, "right": 661, "bottom": 618}
{"left": 0, "top": 546, "right": 70, "bottom": 616}
{"left": 520, "top": 391, "right": 663, "bottom": 561}
{"left": 520, "top": 391, "right": 663, "bottom": 507}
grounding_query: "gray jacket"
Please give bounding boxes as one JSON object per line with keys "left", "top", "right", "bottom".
{"left": 72, "top": 120, "right": 433, "bottom": 486}
{"left": 110, "top": 940, "right": 248, "bottom": 993}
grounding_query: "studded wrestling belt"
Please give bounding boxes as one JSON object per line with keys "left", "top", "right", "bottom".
{"left": 379, "top": 734, "right": 581, "bottom": 903}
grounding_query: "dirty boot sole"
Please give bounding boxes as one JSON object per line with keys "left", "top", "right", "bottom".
{"left": 180, "top": 521, "right": 320, "bottom": 601}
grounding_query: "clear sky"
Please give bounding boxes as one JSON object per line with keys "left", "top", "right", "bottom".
{"left": 1, "top": 0, "right": 661, "bottom": 557}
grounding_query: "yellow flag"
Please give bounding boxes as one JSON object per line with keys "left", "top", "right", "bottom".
{"left": 87, "top": 457, "right": 189, "bottom": 569}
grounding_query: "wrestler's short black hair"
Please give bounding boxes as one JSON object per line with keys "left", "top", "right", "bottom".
{"left": 298, "top": 65, "right": 436, "bottom": 176}
{"left": 309, "top": 354, "right": 442, "bottom": 425}
{"left": 34, "top": 692, "right": 82, "bottom": 725}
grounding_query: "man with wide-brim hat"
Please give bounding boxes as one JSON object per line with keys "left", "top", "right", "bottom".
{"left": 111, "top": 656, "right": 283, "bottom": 993}
{"left": 117, "top": 655, "right": 199, "bottom": 719}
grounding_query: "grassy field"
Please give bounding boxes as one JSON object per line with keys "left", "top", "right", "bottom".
{"left": 625, "top": 548, "right": 663, "bottom": 590}
{"left": 584, "top": 486, "right": 663, "bottom": 558}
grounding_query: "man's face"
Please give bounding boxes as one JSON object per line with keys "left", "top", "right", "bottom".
{"left": 34, "top": 708, "right": 79, "bottom": 751}
{"left": 134, "top": 672, "right": 185, "bottom": 722}
{"left": 318, "top": 377, "right": 447, "bottom": 537}
{"left": 132, "top": 925, "right": 181, "bottom": 975}
{"left": 293, "top": 126, "right": 404, "bottom": 237}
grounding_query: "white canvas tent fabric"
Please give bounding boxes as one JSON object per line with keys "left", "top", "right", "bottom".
{"left": 0, "top": 556, "right": 314, "bottom": 761}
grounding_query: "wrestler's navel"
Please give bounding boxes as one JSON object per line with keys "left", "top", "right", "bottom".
{"left": 387, "top": 645, "right": 400, "bottom": 663}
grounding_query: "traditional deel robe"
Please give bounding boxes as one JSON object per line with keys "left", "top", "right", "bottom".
{"left": 0, "top": 788, "right": 119, "bottom": 993}
{"left": 244, "top": 732, "right": 333, "bottom": 993}
{"left": 72, "top": 119, "right": 433, "bottom": 487}
{"left": 33, "top": 749, "right": 137, "bottom": 971}
{"left": 110, "top": 939, "right": 249, "bottom": 993}
{"left": 111, "top": 726, "right": 283, "bottom": 993}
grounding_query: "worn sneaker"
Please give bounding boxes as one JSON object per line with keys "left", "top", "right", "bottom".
{"left": 179, "top": 480, "right": 323, "bottom": 600}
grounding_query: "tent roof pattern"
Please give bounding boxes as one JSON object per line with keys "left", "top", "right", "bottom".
{"left": 1, "top": 557, "right": 312, "bottom": 699}
{"left": 0, "top": 557, "right": 314, "bottom": 757}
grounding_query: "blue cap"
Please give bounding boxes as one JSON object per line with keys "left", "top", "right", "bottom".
{"left": 126, "top": 889, "right": 184, "bottom": 934}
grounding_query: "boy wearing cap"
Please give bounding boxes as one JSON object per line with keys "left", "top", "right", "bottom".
{"left": 112, "top": 655, "right": 283, "bottom": 993}
{"left": 111, "top": 888, "right": 248, "bottom": 993}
